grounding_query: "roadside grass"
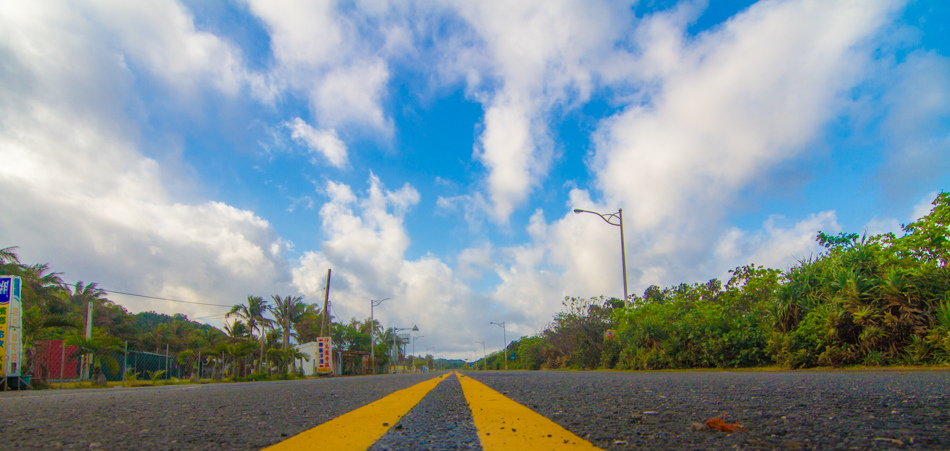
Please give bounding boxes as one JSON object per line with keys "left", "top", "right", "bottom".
{"left": 495, "top": 363, "right": 950, "bottom": 373}
{"left": 43, "top": 372, "right": 315, "bottom": 390}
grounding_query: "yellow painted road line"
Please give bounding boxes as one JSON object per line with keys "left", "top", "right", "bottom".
{"left": 456, "top": 372, "right": 602, "bottom": 450}
{"left": 262, "top": 373, "right": 449, "bottom": 451}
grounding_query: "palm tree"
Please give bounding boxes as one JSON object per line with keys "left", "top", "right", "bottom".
{"left": 230, "top": 296, "right": 275, "bottom": 341}
{"left": 0, "top": 246, "right": 19, "bottom": 270}
{"left": 68, "top": 281, "right": 107, "bottom": 308}
{"left": 295, "top": 303, "right": 331, "bottom": 344}
{"left": 270, "top": 295, "right": 306, "bottom": 350}
{"left": 361, "top": 317, "right": 384, "bottom": 339}
{"left": 66, "top": 331, "right": 122, "bottom": 384}
{"left": 224, "top": 320, "right": 251, "bottom": 342}
{"left": 226, "top": 295, "right": 273, "bottom": 374}
{"left": 266, "top": 346, "right": 308, "bottom": 378}
{"left": 17, "top": 263, "right": 66, "bottom": 314}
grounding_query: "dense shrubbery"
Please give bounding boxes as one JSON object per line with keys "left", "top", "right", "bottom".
{"left": 507, "top": 192, "right": 950, "bottom": 370}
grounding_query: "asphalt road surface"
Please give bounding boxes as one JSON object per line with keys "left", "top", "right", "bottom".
{"left": 1, "top": 369, "right": 948, "bottom": 450}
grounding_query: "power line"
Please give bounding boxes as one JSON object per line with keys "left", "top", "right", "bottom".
{"left": 102, "top": 289, "right": 233, "bottom": 307}
{"left": 63, "top": 281, "right": 234, "bottom": 307}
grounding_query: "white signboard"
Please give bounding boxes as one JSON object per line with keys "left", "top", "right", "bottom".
{"left": 316, "top": 337, "right": 332, "bottom": 373}
{"left": 0, "top": 275, "right": 23, "bottom": 377}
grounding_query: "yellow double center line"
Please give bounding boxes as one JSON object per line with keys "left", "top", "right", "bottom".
{"left": 264, "top": 372, "right": 600, "bottom": 451}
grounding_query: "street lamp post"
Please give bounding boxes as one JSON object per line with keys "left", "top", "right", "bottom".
{"left": 392, "top": 325, "right": 419, "bottom": 372}
{"left": 475, "top": 341, "right": 487, "bottom": 370}
{"left": 574, "top": 208, "right": 629, "bottom": 305}
{"left": 369, "top": 298, "right": 390, "bottom": 375}
{"left": 412, "top": 335, "right": 424, "bottom": 372}
{"left": 489, "top": 321, "right": 507, "bottom": 370}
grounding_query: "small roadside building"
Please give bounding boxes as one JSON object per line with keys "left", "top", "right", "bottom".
{"left": 297, "top": 341, "right": 369, "bottom": 376}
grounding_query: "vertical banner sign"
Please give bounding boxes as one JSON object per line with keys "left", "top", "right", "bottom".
{"left": 0, "top": 276, "right": 23, "bottom": 377}
{"left": 316, "top": 337, "right": 332, "bottom": 373}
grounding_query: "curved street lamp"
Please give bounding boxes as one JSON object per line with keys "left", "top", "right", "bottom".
{"left": 475, "top": 341, "right": 486, "bottom": 371}
{"left": 412, "top": 334, "right": 425, "bottom": 371}
{"left": 489, "top": 321, "right": 507, "bottom": 370}
{"left": 369, "top": 297, "right": 390, "bottom": 375}
{"left": 393, "top": 325, "right": 419, "bottom": 372}
{"left": 573, "top": 208, "right": 628, "bottom": 306}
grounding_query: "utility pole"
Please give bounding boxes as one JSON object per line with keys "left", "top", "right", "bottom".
{"left": 320, "top": 269, "right": 332, "bottom": 337}
{"left": 82, "top": 301, "right": 93, "bottom": 380}
{"left": 490, "top": 321, "right": 507, "bottom": 370}
{"left": 475, "top": 341, "right": 486, "bottom": 370}
{"left": 412, "top": 335, "right": 424, "bottom": 372}
{"left": 370, "top": 298, "right": 389, "bottom": 375}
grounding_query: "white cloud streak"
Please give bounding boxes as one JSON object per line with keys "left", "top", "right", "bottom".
{"left": 287, "top": 118, "right": 348, "bottom": 168}
{"left": 450, "top": 0, "right": 633, "bottom": 223}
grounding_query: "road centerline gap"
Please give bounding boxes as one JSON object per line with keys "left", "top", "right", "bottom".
{"left": 369, "top": 372, "right": 482, "bottom": 450}
{"left": 262, "top": 373, "right": 450, "bottom": 451}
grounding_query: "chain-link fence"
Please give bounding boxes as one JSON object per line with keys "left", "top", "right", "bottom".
{"left": 28, "top": 340, "right": 368, "bottom": 386}
{"left": 31, "top": 340, "right": 186, "bottom": 385}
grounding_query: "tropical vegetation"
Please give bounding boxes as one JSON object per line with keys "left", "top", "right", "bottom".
{"left": 0, "top": 248, "right": 430, "bottom": 386}
{"left": 495, "top": 192, "right": 950, "bottom": 370}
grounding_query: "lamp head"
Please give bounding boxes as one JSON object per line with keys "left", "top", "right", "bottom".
{"left": 573, "top": 209, "right": 583, "bottom": 214}
{"left": 411, "top": 325, "right": 419, "bottom": 332}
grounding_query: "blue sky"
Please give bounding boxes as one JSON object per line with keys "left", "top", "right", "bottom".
{"left": 1, "top": 0, "right": 948, "bottom": 359}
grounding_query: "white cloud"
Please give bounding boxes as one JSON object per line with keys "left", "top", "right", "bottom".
{"left": 0, "top": 1, "right": 292, "bottom": 323}
{"left": 479, "top": 1, "right": 906, "bottom": 317}
{"left": 457, "top": 244, "right": 493, "bottom": 280}
{"left": 286, "top": 195, "right": 315, "bottom": 213}
{"left": 910, "top": 191, "right": 940, "bottom": 222}
{"left": 313, "top": 59, "right": 391, "bottom": 132}
{"left": 81, "top": 0, "right": 273, "bottom": 100}
{"left": 876, "top": 52, "right": 950, "bottom": 196}
{"left": 449, "top": 0, "right": 633, "bottom": 222}
{"left": 593, "top": 0, "right": 899, "bottom": 233}
{"left": 292, "top": 176, "right": 497, "bottom": 357}
{"left": 714, "top": 212, "right": 840, "bottom": 273}
{"left": 435, "top": 193, "right": 492, "bottom": 232}
{"left": 863, "top": 217, "right": 902, "bottom": 237}
{"left": 286, "top": 118, "right": 348, "bottom": 168}
{"left": 474, "top": 95, "right": 552, "bottom": 222}
{"left": 246, "top": 0, "right": 397, "bottom": 134}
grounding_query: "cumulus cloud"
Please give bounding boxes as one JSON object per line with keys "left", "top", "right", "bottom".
{"left": 245, "top": 0, "right": 398, "bottom": 134}
{"left": 292, "top": 176, "right": 494, "bottom": 355}
{"left": 286, "top": 118, "right": 348, "bottom": 168}
{"left": 714, "top": 212, "right": 840, "bottom": 272}
{"left": 80, "top": 0, "right": 272, "bottom": 100}
{"left": 0, "top": 1, "right": 292, "bottom": 321}
{"left": 457, "top": 244, "right": 494, "bottom": 280}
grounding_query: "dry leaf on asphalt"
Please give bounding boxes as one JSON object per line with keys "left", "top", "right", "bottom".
{"left": 704, "top": 417, "right": 746, "bottom": 432}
